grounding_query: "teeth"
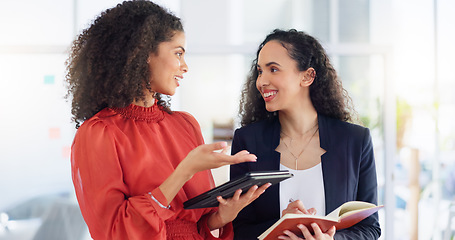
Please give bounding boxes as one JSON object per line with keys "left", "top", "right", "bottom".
{"left": 174, "top": 76, "right": 181, "bottom": 81}
{"left": 264, "top": 92, "right": 276, "bottom": 98}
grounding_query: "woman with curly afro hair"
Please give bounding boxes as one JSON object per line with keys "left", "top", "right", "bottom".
{"left": 65, "top": 1, "right": 268, "bottom": 239}
{"left": 230, "top": 29, "right": 381, "bottom": 239}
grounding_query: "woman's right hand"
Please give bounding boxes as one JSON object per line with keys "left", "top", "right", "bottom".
{"left": 178, "top": 141, "right": 257, "bottom": 177}
{"left": 282, "top": 200, "right": 317, "bottom": 216}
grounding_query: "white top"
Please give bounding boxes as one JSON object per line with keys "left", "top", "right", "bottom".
{"left": 279, "top": 163, "right": 326, "bottom": 217}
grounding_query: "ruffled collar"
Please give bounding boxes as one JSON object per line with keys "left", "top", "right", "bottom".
{"left": 112, "top": 102, "right": 165, "bottom": 123}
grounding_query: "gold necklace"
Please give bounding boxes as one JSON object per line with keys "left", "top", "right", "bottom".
{"left": 281, "top": 126, "right": 319, "bottom": 170}
{"left": 281, "top": 123, "right": 318, "bottom": 145}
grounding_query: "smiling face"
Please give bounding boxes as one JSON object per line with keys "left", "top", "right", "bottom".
{"left": 256, "top": 40, "right": 311, "bottom": 113}
{"left": 147, "top": 31, "right": 188, "bottom": 96}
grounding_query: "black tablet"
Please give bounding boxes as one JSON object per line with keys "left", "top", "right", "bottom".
{"left": 183, "top": 170, "right": 293, "bottom": 209}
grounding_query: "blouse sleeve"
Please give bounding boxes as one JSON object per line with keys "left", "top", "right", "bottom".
{"left": 71, "top": 119, "right": 174, "bottom": 239}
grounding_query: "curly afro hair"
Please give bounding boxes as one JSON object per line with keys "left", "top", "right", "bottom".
{"left": 239, "top": 29, "right": 357, "bottom": 126}
{"left": 65, "top": 0, "right": 183, "bottom": 128}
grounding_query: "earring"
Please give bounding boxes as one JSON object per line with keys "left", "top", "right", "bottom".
{"left": 309, "top": 69, "right": 316, "bottom": 79}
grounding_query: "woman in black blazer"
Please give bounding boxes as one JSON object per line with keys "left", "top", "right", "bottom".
{"left": 230, "top": 29, "right": 381, "bottom": 240}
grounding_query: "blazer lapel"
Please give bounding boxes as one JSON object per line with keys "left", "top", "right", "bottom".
{"left": 262, "top": 118, "right": 282, "bottom": 218}
{"left": 318, "top": 114, "right": 340, "bottom": 214}
{"left": 257, "top": 118, "right": 281, "bottom": 171}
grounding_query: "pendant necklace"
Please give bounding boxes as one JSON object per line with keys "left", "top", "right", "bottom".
{"left": 281, "top": 125, "right": 319, "bottom": 170}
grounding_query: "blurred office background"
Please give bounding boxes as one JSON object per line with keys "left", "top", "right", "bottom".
{"left": 0, "top": 0, "right": 454, "bottom": 239}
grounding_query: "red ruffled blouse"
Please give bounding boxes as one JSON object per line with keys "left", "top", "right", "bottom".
{"left": 71, "top": 103, "right": 233, "bottom": 239}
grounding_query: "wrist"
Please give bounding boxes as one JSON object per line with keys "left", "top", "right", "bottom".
{"left": 207, "top": 211, "right": 228, "bottom": 231}
{"left": 174, "top": 162, "right": 194, "bottom": 181}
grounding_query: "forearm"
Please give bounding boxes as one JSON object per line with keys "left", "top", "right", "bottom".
{"left": 158, "top": 164, "right": 193, "bottom": 205}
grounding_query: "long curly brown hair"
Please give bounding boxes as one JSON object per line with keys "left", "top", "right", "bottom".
{"left": 239, "top": 29, "right": 357, "bottom": 126}
{"left": 65, "top": 0, "right": 183, "bottom": 128}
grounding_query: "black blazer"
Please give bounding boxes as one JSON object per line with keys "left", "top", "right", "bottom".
{"left": 230, "top": 114, "right": 381, "bottom": 240}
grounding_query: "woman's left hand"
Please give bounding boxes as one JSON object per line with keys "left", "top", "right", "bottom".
{"left": 207, "top": 183, "right": 271, "bottom": 230}
{"left": 278, "top": 223, "right": 336, "bottom": 240}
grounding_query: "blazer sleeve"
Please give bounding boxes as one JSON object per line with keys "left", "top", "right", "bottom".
{"left": 333, "top": 128, "right": 381, "bottom": 240}
{"left": 230, "top": 128, "right": 279, "bottom": 239}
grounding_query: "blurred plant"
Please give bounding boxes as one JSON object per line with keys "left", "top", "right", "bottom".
{"left": 358, "top": 97, "right": 382, "bottom": 132}
{"left": 396, "top": 97, "right": 412, "bottom": 150}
